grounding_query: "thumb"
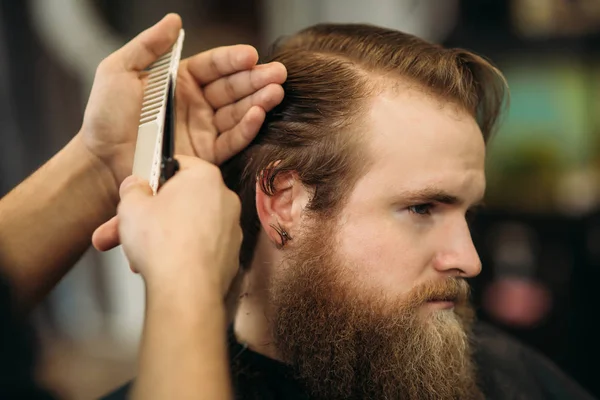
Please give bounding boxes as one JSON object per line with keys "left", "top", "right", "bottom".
{"left": 111, "top": 13, "right": 182, "bottom": 72}
{"left": 119, "top": 175, "right": 153, "bottom": 198}
{"left": 92, "top": 216, "right": 120, "bottom": 252}
{"left": 92, "top": 175, "right": 150, "bottom": 252}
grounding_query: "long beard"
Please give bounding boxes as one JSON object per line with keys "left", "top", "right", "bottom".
{"left": 269, "top": 221, "right": 484, "bottom": 400}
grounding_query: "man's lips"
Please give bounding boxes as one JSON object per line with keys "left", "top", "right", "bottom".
{"left": 412, "top": 278, "right": 469, "bottom": 307}
{"left": 425, "top": 298, "right": 456, "bottom": 309}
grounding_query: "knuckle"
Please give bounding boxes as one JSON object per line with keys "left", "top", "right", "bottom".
{"left": 228, "top": 191, "right": 242, "bottom": 211}
{"left": 205, "top": 165, "right": 226, "bottom": 187}
{"left": 224, "top": 77, "right": 236, "bottom": 99}
{"left": 236, "top": 225, "right": 244, "bottom": 244}
{"left": 118, "top": 197, "right": 144, "bottom": 219}
{"left": 96, "top": 57, "right": 111, "bottom": 76}
{"left": 189, "top": 161, "right": 220, "bottom": 180}
{"left": 205, "top": 163, "right": 223, "bottom": 178}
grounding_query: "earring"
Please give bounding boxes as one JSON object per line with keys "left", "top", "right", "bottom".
{"left": 270, "top": 222, "right": 292, "bottom": 247}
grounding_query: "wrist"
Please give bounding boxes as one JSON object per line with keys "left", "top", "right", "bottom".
{"left": 145, "top": 277, "right": 227, "bottom": 328}
{"left": 144, "top": 266, "right": 226, "bottom": 309}
{"left": 71, "top": 132, "right": 120, "bottom": 207}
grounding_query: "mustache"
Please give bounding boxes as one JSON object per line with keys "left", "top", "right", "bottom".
{"left": 408, "top": 278, "right": 471, "bottom": 305}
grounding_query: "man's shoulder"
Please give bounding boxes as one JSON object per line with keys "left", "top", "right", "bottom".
{"left": 472, "top": 321, "right": 596, "bottom": 400}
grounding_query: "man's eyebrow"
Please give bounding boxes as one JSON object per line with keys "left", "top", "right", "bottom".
{"left": 400, "top": 187, "right": 462, "bottom": 205}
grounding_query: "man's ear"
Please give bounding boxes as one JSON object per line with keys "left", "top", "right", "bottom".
{"left": 256, "top": 170, "right": 310, "bottom": 247}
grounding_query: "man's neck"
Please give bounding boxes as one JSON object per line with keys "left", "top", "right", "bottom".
{"left": 233, "top": 233, "right": 282, "bottom": 361}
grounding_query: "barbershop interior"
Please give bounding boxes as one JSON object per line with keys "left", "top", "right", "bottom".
{"left": 1, "top": 0, "right": 600, "bottom": 398}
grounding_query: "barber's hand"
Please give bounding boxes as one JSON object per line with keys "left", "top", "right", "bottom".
{"left": 78, "top": 13, "right": 286, "bottom": 193}
{"left": 116, "top": 156, "right": 242, "bottom": 296}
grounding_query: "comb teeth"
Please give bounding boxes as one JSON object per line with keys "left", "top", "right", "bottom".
{"left": 140, "top": 50, "right": 174, "bottom": 124}
{"left": 133, "top": 29, "right": 185, "bottom": 194}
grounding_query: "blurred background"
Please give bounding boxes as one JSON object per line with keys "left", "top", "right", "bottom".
{"left": 1, "top": 0, "right": 600, "bottom": 398}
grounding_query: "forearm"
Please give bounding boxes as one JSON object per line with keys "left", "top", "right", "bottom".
{"left": 0, "top": 133, "right": 118, "bottom": 310}
{"left": 133, "top": 281, "right": 233, "bottom": 400}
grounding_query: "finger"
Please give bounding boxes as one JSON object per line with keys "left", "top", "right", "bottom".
{"left": 92, "top": 216, "right": 120, "bottom": 252}
{"left": 110, "top": 13, "right": 182, "bottom": 72}
{"left": 119, "top": 175, "right": 154, "bottom": 209}
{"left": 172, "top": 154, "right": 213, "bottom": 170}
{"left": 175, "top": 73, "right": 215, "bottom": 159}
{"left": 185, "top": 45, "right": 259, "bottom": 86}
{"left": 129, "top": 263, "right": 140, "bottom": 274}
{"left": 157, "top": 155, "right": 222, "bottom": 192}
{"left": 203, "top": 62, "right": 287, "bottom": 109}
{"left": 214, "top": 106, "right": 265, "bottom": 165}
{"left": 213, "top": 83, "right": 284, "bottom": 134}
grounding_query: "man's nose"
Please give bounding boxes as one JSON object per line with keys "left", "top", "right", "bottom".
{"left": 432, "top": 221, "right": 482, "bottom": 278}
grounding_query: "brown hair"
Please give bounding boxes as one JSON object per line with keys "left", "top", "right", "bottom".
{"left": 221, "top": 23, "right": 508, "bottom": 269}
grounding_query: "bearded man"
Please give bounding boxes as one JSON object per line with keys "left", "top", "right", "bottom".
{"left": 105, "top": 23, "right": 596, "bottom": 400}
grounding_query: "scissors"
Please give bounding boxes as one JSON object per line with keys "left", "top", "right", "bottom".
{"left": 158, "top": 76, "right": 179, "bottom": 189}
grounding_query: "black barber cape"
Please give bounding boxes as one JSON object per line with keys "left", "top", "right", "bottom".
{"left": 103, "top": 322, "right": 597, "bottom": 400}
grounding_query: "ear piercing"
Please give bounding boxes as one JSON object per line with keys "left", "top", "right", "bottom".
{"left": 270, "top": 223, "right": 292, "bottom": 247}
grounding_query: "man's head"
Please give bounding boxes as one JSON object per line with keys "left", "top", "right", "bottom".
{"left": 222, "top": 23, "right": 507, "bottom": 400}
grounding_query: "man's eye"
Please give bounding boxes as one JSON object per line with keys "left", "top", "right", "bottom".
{"left": 408, "top": 204, "right": 433, "bottom": 216}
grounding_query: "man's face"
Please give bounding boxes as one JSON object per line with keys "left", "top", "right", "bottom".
{"left": 336, "top": 86, "right": 485, "bottom": 307}
{"left": 269, "top": 86, "right": 486, "bottom": 399}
